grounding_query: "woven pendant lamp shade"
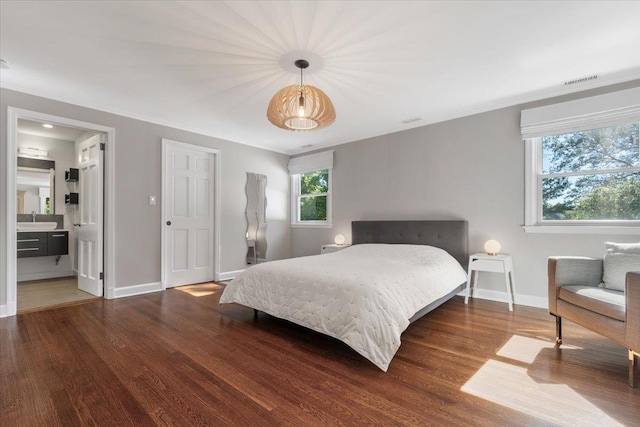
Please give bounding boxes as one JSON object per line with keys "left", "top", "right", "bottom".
{"left": 267, "top": 59, "right": 336, "bottom": 131}
{"left": 267, "top": 84, "right": 335, "bottom": 130}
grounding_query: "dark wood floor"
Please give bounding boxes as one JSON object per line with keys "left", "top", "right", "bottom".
{"left": 1, "top": 282, "right": 638, "bottom": 426}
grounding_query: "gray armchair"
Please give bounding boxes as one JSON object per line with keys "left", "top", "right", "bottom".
{"left": 548, "top": 256, "right": 640, "bottom": 387}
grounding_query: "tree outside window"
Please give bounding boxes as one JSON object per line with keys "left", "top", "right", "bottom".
{"left": 299, "top": 169, "right": 328, "bottom": 221}
{"left": 541, "top": 123, "right": 639, "bottom": 221}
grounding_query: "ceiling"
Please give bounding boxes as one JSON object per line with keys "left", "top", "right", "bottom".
{"left": 18, "top": 119, "right": 87, "bottom": 141}
{"left": 1, "top": 1, "right": 639, "bottom": 155}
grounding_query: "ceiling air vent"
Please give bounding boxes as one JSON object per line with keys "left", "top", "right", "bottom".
{"left": 401, "top": 117, "right": 422, "bottom": 124}
{"left": 564, "top": 75, "right": 598, "bottom": 86}
{"left": 301, "top": 144, "right": 314, "bottom": 149}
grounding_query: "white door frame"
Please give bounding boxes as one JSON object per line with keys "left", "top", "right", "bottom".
{"left": 2, "top": 107, "right": 116, "bottom": 317}
{"left": 161, "top": 138, "right": 221, "bottom": 288}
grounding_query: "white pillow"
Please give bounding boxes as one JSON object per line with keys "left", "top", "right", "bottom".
{"left": 602, "top": 246, "right": 640, "bottom": 291}
{"left": 605, "top": 241, "right": 640, "bottom": 254}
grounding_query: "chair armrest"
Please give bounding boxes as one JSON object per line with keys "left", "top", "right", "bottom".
{"left": 626, "top": 271, "right": 640, "bottom": 351}
{"left": 548, "top": 256, "right": 603, "bottom": 315}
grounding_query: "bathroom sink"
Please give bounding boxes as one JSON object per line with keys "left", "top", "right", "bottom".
{"left": 17, "top": 222, "right": 58, "bottom": 231}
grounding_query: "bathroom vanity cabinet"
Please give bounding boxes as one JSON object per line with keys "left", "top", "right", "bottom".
{"left": 17, "top": 231, "right": 69, "bottom": 258}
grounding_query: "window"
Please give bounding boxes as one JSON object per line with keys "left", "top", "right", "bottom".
{"left": 539, "top": 123, "right": 639, "bottom": 221}
{"left": 292, "top": 169, "right": 331, "bottom": 226}
{"left": 288, "top": 151, "right": 333, "bottom": 228}
{"left": 522, "top": 87, "right": 640, "bottom": 233}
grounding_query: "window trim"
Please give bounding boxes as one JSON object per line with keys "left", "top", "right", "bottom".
{"left": 290, "top": 168, "right": 332, "bottom": 228}
{"left": 523, "top": 137, "right": 640, "bottom": 235}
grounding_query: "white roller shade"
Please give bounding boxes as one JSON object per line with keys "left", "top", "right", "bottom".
{"left": 520, "top": 87, "right": 640, "bottom": 139}
{"left": 288, "top": 150, "right": 334, "bottom": 175}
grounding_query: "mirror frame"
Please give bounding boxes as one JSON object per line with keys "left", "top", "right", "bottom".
{"left": 17, "top": 157, "right": 55, "bottom": 215}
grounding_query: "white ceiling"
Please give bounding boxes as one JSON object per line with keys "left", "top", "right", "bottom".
{"left": 18, "top": 119, "right": 87, "bottom": 141}
{"left": 1, "top": 1, "right": 639, "bottom": 155}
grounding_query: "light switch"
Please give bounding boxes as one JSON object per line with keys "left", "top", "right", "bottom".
{"left": 149, "top": 196, "right": 156, "bottom": 205}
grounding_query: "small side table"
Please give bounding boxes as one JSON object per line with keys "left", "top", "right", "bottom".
{"left": 465, "top": 253, "right": 516, "bottom": 311}
{"left": 321, "top": 244, "right": 351, "bottom": 254}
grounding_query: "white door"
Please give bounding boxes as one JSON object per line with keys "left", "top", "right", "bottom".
{"left": 77, "top": 134, "right": 104, "bottom": 296}
{"left": 163, "top": 142, "right": 215, "bottom": 288}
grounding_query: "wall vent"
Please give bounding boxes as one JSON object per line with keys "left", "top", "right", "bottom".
{"left": 401, "top": 117, "right": 422, "bottom": 124}
{"left": 564, "top": 75, "right": 598, "bottom": 86}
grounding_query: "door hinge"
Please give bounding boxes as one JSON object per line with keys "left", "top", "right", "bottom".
{"left": 100, "top": 143, "right": 106, "bottom": 151}
{"left": 99, "top": 272, "right": 104, "bottom": 280}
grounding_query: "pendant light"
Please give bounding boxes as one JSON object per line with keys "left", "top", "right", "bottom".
{"left": 267, "top": 59, "right": 336, "bottom": 131}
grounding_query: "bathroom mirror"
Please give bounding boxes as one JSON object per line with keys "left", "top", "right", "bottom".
{"left": 16, "top": 157, "right": 55, "bottom": 215}
{"left": 246, "top": 172, "right": 267, "bottom": 264}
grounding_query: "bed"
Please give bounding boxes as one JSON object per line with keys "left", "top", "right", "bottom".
{"left": 219, "top": 220, "right": 469, "bottom": 371}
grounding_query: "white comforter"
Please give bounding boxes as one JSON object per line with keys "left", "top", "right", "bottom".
{"left": 219, "top": 244, "right": 467, "bottom": 371}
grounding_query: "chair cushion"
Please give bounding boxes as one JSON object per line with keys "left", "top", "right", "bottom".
{"left": 558, "top": 285, "right": 625, "bottom": 322}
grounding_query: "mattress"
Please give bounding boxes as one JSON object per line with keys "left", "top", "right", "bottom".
{"left": 219, "top": 243, "right": 468, "bottom": 371}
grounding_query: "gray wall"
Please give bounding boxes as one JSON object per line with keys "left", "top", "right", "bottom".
{"left": 291, "top": 80, "right": 640, "bottom": 304}
{"left": 1, "top": 88, "right": 291, "bottom": 306}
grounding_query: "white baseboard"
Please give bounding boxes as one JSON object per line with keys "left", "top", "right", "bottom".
{"left": 112, "top": 281, "right": 163, "bottom": 299}
{"left": 218, "top": 269, "right": 244, "bottom": 281}
{"left": 0, "top": 302, "right": 17, "bottom": 318}
{"left": 458, "top": 288, "right": 548, "bottom": 309}
{"left": 110, "top": 273, "right": 241, "bottom": 299}
{"left": 17, "top": 270, "right": 74, "bottom": 282}
{"left": 515, "top": 293, "right": 548, "bottom": 309}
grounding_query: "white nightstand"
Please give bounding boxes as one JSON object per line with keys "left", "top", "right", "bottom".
{"left": 464, "top": 253, "right": 516, "bottom": 311}
{"left": 321, "top": 244, "right": 351, "bottom": 254}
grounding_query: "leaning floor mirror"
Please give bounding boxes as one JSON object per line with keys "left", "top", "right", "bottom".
{"left": 246, "top": 172, "right": 267, "bottom": 264}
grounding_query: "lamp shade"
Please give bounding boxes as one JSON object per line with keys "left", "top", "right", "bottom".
{"left": 334, "top": 234, "right": 345, "bottom": 246}
{"left": 484, "top": 240, "right": 501, "bottom": 255}
{"left": 267, "top": 59, "right": 336, "bottom": 131}
{"left": 267, "top": 84, "right": 335, "bottom": 131}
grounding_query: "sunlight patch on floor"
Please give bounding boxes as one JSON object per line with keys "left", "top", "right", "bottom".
{"left": 174, "top": 283, "right": 223, "bottom": 297}
{"left": 497, "top": 335, "right": 581, "bottom": 364}
{"left": 462, "top": 335, "right": 620, "bottom": 426}
{"left": 462, "top": 359, "right": 622, "bottom": 426}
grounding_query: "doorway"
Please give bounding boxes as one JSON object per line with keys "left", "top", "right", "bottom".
{"left": 3, "top": 108, "right": 116, "bottom": 317}
{"left": 161, "top": 139, "right": 220, "bottom": 289}
{"left": 15, "top": 119, "right": 102, "bottom": 311}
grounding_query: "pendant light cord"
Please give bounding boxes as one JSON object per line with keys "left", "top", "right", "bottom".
{"left": 298, "top": 63, "right": 305, "bottom": 112}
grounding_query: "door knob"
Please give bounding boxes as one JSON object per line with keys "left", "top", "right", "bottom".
{"left": 166, "top": 221, "right": 171, "bottom": 226}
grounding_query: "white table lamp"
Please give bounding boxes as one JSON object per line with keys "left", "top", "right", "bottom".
{"left": 484, "top": 240, "right": 501, "bottom": 256}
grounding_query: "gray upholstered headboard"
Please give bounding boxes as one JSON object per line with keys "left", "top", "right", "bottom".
{"left": 351, "top": 220, "right": 469, "bottom": 267}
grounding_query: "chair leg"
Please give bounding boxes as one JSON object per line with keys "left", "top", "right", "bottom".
{"left": 630, "top": 350, "right": 638, "bottom": 388}
{"left": 555, "top": 316, "right": 562, "bottom": 345}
